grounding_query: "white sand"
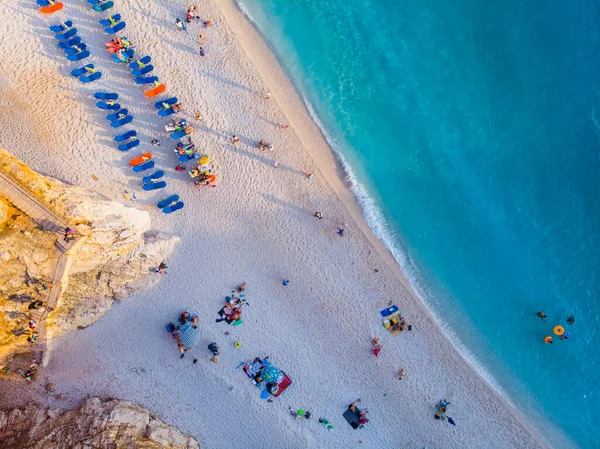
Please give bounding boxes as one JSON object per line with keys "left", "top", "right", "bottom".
{"left": 0, "top": 0, "right": 551, "bottom": 447}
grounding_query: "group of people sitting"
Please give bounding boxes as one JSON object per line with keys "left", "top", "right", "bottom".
{"left": 105, "top": 37, "right": 134, "bottom": 62}
{"left": 190, "top": 158, "right": 216, "bottom": 187}
{"left": 216, "top": 283, "right": 246, "bottom": 324}
{"left": 175, "top": 140, "right": 196, "bottom": 156}
{"left": 349, "top": 399, "right": 369, "bottom": 427}
{"left": 390, "top": 316, "right": 411, "bottom": 333}
{"left": 166, "top": 118, "right": 190, "bottom": 133}
{"left": 170, "top": 312, "right": 199, "bottom": 357}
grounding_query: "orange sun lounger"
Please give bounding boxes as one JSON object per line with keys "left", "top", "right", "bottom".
{"left": 40, "top": 2, "right": 64, "bottom": 14}
{"left": 144, "top": 84, "right": 166, "bottom": 98}
{"left": 129, "top": 152, "right": 152, "bottom": 166}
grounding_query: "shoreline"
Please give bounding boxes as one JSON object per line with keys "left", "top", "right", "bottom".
{"left": 217, "top": 0, "right": 551, "bottom": 446}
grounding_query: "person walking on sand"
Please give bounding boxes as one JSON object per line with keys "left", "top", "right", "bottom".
{"left": 336, "top": 227, "right": 345, "bottom": 237}
{"left": 199, "top": 33, "right": 207, "bottom": 44}
{"left": 263, "top": 89, "right": 271, "bottom": 100}
{"left": 199, "top": 46, "right": 206, "bottom": 57}
{"left": 398, "top": 368, "right": 405, "bottom": 380}
{"left": 314, "top": 212, "right": 322, "bottom": 220}
{"left": 231, "top": 135, "right": 240, "bottom": 146}
{"left": 176, "top": 18, "right": 187, "bottom": 32}
{"left": 303, "top": 171, "right": 313, "bottom": 180}
{"left": 537, "top": 310, "right": 547, "bottom": 321}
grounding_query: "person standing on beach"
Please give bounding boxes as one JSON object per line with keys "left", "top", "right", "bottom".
{"left": 176, "top": 18, "right": 186, "bottom": 32}
{"left": 199, "top": 46, "right": 206, "bottom": 57}
{"left": 263, "top": 90, "right": 271, "bottom": 100}
{"left": 336, "top": 227, "right": 345, "bottom": 237}
{"left": 303, "top": 172, "right": 313, "bottom": 180}
{"left": 155, "top": 261, "right": 168, "bottom": 275}
{"left": 314, "top": 212, "right": 323, "bottom": 220}
{"left": 231, "top": 135, "right": 240, "bottom": 146}
{"left": 199, "top": 33, "right": 207, "bottom": 44}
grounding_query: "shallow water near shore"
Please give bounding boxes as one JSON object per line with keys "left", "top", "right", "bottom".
{"left": 238, "top": 0, "right": 600, "bottom": 446}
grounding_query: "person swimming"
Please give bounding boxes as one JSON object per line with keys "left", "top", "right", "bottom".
{"left": 537, "top": 310, "right": 547, "bottom": 321}
{"left": 567, "top": 315, "right": 575, "bottom": 325}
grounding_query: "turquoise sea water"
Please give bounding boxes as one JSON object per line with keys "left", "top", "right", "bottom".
{"left": 237, "top": 0, "right": 600, "bottom": 447}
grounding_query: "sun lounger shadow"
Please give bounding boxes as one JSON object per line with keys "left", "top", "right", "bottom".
{"left": 202, "top": 72, "right": 260, "bottom": 96}
{"left": 226, "top": 145, "right": 304, "bottom": 176}
{"left": 260, "top": 193, "right": 312, "bottom": 216}
{"left": 158, "top": 35, "right": 197, "bottom": 56}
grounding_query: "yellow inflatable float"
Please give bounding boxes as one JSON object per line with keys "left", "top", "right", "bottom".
{"left": 553, "top": 325, "right": 564, "bottom": 336}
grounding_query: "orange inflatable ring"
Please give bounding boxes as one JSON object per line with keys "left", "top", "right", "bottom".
{"left": 553, "top": 325, "right": 564, "bottom": 336}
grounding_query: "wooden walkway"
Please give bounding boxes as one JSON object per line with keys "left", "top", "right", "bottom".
{"left": 0, "top": 172, "right": 84, "bottom": 366}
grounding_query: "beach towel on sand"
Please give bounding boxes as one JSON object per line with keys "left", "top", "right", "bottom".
{"left": 343, "top": 409, "right": 360, "bottom": 429}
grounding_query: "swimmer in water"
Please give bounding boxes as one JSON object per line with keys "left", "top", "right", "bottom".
{"left": 544, "top": 336, "right": 553, "bottom": 344}
{"left": 537, "top": 310, "right": 547, "bottom": 321}
{"left": 560, "top": 331, "right": 572, "bottom": 340}
{"left": 567, "top": 315, "right": 575, "bottom": 325}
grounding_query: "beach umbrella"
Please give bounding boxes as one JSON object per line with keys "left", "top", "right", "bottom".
{"left": 261, "top": 365, "right": 280, "bottom": 383}
{"left": 179, "top": 325, "right": 200, "bottom": 348}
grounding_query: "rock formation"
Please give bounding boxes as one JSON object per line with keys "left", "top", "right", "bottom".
{"left": 0, "top": 149, "right": 179, "bottom": 364}
{"left": 0, "top": 397, "right": 199, "bottom": 448}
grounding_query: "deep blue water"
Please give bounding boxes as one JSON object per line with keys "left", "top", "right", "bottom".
{"left": 238, "top": 0, "right": 600, "bottom": 446}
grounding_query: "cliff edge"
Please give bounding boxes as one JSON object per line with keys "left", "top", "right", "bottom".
{"left": 0, "top": 149, "right": 179, "bottom": 365}
{"left": 0, "top": 397, "right": 199, "bottom": 449}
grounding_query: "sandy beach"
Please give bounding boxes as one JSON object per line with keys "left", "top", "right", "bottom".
{"left": 0, "top": 0, "right": 551, "bottom": 447}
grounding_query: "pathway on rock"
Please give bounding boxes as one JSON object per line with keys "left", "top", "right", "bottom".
{"left": 0, "top": 172, "right": 84, "bottom": 366}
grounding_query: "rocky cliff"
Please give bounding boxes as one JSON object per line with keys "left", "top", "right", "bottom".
{"left": 0, "top": 149, "right": 179, "bottom": 364}
{"left": 0, "top": 397, "right": 199, "bottom": 449}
